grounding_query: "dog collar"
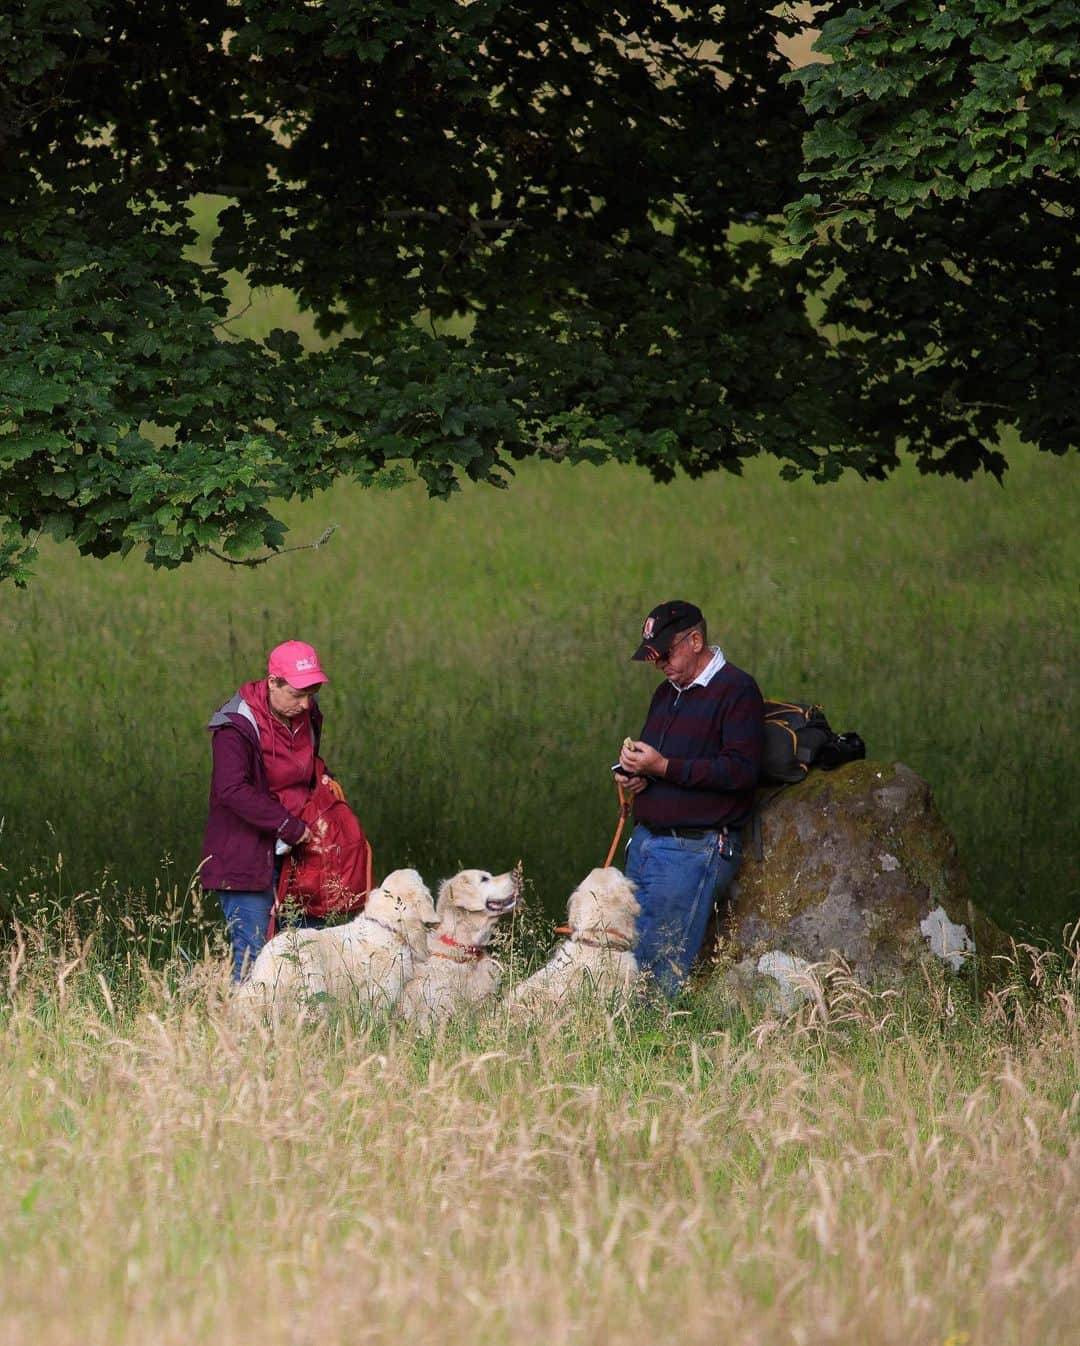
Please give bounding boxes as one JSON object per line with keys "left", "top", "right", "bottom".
{"left": 365, "top": 916, "right": 401, "bottom": 938}
{"left": 431, "top": 933, "right": 487, "bottom": 963}
{"left": 553, "top": 925, "right": 634, "bottom": 952}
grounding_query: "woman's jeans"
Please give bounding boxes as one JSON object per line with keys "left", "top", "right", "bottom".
{"left": 219, "top": 888, "right": 275, "bottom": 983}
{"left": 218, "top": 868, "right": 325, "bottom": 982}
{"left": 624, "top": 823, "right": 744, "bottom": 997}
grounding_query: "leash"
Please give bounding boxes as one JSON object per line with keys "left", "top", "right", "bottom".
{"left": 603, "top": 780, "right": 632, "bottom": 867}
{"left": 267, "top": 852, "right": 297, "bottom": 941}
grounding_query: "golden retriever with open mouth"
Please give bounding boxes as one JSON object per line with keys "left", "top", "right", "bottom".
{"left": 509, "top": 867, "right": 640, "bottom": 1011}
{"left": 235, "top": 867, "right": 438, "bottom": 1017}
{"left": 399, "top": 864, "right": 522, "bottom": 1029}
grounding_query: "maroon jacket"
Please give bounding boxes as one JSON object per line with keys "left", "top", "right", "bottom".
{"left": 200, "top": 691, "right": 323, "bottom": 892}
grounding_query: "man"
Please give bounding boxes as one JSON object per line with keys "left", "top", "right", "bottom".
{"left": 616, "top": 601, "right": 764, "bottom": 995}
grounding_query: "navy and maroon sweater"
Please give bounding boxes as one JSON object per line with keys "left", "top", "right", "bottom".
{"left": 633, "top": 660, "right": 764, "bottom": 832}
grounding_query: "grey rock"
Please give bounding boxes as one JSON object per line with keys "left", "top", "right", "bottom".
{"left": 719, "top": 761, "right": 1005, "bottom": 986}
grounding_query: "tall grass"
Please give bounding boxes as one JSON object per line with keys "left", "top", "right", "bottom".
{"left": 0, "top": 442, "right": 1076, "bottom": 941}
{"left": 0, "top": 927, "right": 1075, "bottom": 1346}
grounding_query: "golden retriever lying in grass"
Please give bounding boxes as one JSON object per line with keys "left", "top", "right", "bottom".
{"left": 509, "top": 867, "right": 640, "bottom": 1011}
{"left": 235, "top": 868, "right": 437, "bottom": 1017}
{"left": 399, "top": 865, "right": 522, "bottom": 1029}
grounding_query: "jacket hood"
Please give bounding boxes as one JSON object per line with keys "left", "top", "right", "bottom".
{"left": 207, "top": 691, "right": 259, "bottom": 738}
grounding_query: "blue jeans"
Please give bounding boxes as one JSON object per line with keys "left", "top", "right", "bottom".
{"left": 219, "top": 878, "right": 329, "bottom": 983}
{"left": 219, "top": 889, "right": 275, "bottom": 983}
{"left": 625, "top": 824, "right": 744, "bottom": 997}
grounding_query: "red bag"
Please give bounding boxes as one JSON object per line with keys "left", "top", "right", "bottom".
{"left": 272, "top": 763, "right": 372, "bottom": 931}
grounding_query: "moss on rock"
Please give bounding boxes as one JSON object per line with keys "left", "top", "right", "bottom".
{"left": 720, "top": 760, "right": 1005, "bottom": 986}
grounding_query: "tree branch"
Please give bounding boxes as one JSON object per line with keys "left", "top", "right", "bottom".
{"left": 384, "top": 208, "right": 522, "bottom": 233}
{"left": 205, "top": 524, "right": 337, "bottom": 567}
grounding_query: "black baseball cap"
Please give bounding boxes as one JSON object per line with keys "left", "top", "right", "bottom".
{"left": 631, "top": 600, "right": 704, "bottom": 661}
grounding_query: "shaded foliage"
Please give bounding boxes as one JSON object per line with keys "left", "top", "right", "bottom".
{"left": 1, "top": 1, "right": 1074, "bottom": 580}
{"left": 786, "top": 0, "right": 1079, "bottom": 479}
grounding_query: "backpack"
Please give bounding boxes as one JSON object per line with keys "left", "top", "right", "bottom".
{"left": 271, "top": 762, "right": 372, "bottom": 933}
{"left": 760, "top": 700, "right": 865, "bottom": 785}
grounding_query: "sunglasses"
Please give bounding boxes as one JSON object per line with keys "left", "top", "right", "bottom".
{"left": 644, "top": 628, "right": 695, "bottom": 664}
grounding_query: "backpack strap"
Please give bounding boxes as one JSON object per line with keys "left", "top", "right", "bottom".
{"left": 750, "top": 785, "right": 790, "bottom": 862}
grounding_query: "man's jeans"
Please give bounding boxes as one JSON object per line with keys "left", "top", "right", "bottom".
{"left": 625, "top": 823, "right": 744, "bottom": 997}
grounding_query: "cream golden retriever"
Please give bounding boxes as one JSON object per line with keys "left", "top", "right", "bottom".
{"left": 235, "top": 868, "right": 437, "bottom": 1016}
{"left": 399, "top": 865, "right": 522, "bottom": 1029}
{"left": 509, "top": 867, "right": 640, "bottom": 1011}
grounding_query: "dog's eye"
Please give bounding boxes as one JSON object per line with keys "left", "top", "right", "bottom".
{"left": 481, "top": 874, "right": 491, "bottom": 882}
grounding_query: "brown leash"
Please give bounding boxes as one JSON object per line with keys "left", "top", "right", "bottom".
{"left": 603, "top": 780, "right": 632, "bottom": 867}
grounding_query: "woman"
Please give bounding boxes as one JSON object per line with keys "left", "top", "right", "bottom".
{"left": 201, "top": 640, "right": 331, "bottom": 981}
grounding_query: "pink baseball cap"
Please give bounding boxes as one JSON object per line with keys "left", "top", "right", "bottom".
{"left": 267, "top": 640, "right": 329, "bottom": 689}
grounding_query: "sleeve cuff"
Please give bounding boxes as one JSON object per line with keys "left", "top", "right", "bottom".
{"left": 279, "top": 815, "right": 307, "bottom": 844}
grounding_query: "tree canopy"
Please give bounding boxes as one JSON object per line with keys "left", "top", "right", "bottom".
{"left": 785, "top": 0, "right": 1079, "bottom": 483}
{"left": 1, "top": 1, "right": 1075, "bottom": 581}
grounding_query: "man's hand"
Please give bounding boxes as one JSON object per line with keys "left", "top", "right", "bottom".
{"left": 614, "top": 772, "right": 649, "bottom": 796}
{"left": 619, "top": 739, "right": 669, "bottom": 779}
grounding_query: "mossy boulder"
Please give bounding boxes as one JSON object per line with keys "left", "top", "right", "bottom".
{"left": 719, "top": 760, "right": 1005, "bottom": 986}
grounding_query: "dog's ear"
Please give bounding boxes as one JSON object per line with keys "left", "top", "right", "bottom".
{"left": 566, "top": 881, "right": 591, "bottom": 932}
{"left": 436, "top": 876, "right": 456, "bottom": 913}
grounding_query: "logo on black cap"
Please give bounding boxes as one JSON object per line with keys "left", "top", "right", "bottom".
{"left": 631, "top": 601, "right": 704, "bottom": 662}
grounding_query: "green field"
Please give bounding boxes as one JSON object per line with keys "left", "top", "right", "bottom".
{"left": 0, "top": 439, "right": 1076, "bottom": 945}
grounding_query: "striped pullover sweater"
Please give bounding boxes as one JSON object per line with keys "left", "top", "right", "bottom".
{"left": 633, "top": 660, "right": 764, "bottom": 832}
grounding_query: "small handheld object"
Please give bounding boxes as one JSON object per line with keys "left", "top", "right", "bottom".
{"left": 614, "top": 736, "right": 639, "bottom": 777}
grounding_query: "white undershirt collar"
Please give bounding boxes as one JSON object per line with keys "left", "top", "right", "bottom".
{"left": 670, "top": 644, "right": 726, "bottom": 690}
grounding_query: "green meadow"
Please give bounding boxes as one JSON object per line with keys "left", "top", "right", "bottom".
{"left": 1, "top": 204, "right": 1077, "bottom": 1346}
{"left": 0, "top": 437, "right": 1075, "bottom": 945}
{"left": 0, "top": 197, "right": 1076, "bottom": 945}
